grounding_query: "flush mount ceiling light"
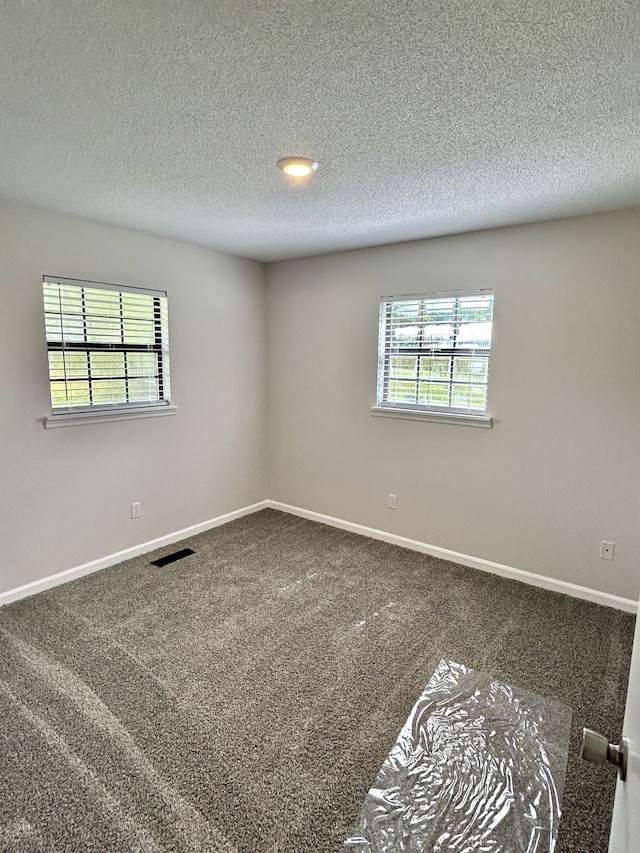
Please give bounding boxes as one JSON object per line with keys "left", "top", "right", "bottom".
{"left": 277, "top": 156, "right": 318, "bottom": 178}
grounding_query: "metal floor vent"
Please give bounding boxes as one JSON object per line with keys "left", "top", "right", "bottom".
{"left": 150, "top": 548, "right": 195, "bottom": 567}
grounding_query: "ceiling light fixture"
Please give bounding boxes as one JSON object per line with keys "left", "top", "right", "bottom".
{"left": 277, "top": 156, "right": 318, "bottom": 178}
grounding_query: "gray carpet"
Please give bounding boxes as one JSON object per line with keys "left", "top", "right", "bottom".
{"left": 0, "top": 508, "right": 634, "bottom": 852}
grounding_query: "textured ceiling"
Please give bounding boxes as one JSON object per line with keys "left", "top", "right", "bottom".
{"left": 1, "top": 1, "right": 639, "bottom": 262}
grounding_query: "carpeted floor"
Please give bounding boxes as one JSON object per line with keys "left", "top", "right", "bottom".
{"left": 0, "top": 508, "right": 634, "bottom": 852}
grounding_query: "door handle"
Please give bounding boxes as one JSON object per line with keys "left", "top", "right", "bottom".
{"left": 581, "top": 728, "right": 628, "bottom": 781}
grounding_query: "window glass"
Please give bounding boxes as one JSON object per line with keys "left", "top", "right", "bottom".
{"left": 43, "top": 277, "right": 170, "bottom": 415}
{"left": 378, "top": 290, "right": 494, "bottom": 416}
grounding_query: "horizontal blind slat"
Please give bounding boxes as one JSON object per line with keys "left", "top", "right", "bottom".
{"left": 43, "top": 275, "right": 167, "bottom": 299}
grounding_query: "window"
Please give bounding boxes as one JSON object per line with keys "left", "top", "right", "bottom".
{"left": 43, "top": 276, "right": 171, "bottom": 418}
{"left": 376, "top": 289, "right": 494, "bottom": 420}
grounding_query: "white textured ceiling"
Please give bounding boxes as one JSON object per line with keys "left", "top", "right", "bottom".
{"left": 1, "top": 1, "right": 639, "bottom": 262}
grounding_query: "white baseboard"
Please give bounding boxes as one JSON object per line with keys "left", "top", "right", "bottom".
{"left": 0, "top": 500, "right": 269, "bottom": 608}
{"left": 267, "top": 501, "right": 638, "bottom": 614}
{"left": 3, "top": 498, "right": 636, "bottom": 615}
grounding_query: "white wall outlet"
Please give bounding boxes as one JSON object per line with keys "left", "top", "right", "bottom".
{"left": 600, "top": 540, "right": 615, "bottom": 561}
{"left": 131, "top": 501, "right": 141, "bottom": 519}
{"left": 388, "top": 493, "right": 397, "bottom": 510}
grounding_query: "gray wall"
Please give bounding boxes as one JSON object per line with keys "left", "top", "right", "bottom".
{"left": 267, "top": 209, "right": 640, "bottom": 601}
{"left": 2, "top": 201, "right": 639, "bottom": 603}
{"left": 0, "top": 201, "right": 267, "bottom": 594}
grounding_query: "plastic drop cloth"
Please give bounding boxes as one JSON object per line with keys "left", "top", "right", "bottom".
{"left": 345, "top": 659, "right": 571, "bottom": 853}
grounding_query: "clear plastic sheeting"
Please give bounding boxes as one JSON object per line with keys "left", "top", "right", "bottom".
{"left": 345, "top": 659, "right": 571, "bottom": 852}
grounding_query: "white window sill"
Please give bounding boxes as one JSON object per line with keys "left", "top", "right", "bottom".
{"left": 44, "top": 405, "right": 178, "bottom": 429}
{"left": 370, "top": 406, "right": 492, "bottom": 428}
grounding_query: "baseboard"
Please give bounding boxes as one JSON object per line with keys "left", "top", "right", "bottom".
{"left": 267, "top": 501, "right": 638, "bottom": 614}
{"left": 0, "top": 500, "right": 269, "bottom": 608}
{"left": 3, "top": 498, "right": 636, "bottom": 615}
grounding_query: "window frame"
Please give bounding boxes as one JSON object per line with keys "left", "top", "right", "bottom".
{"left": 42, "top": 275, "right": 175, "bottom": 427}
{"left": 373, "top": 289, "right": 494, "bottom": 427}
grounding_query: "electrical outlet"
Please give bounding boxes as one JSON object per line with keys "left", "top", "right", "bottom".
{"left": 131, "top": 501, "right": 141, "bottom": 519}
{"left": 388, "top": 494, "right": 397, "bottom": 510}
{"left": 600, "top": 540, "right": 615, "bottom": 561}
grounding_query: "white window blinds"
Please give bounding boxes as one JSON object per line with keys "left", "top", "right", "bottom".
{"left": 43, "top": 276, "right": 171, "bottom": 413}
{"left": 377, "top": 290, "right": 494, "bottom": 416}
